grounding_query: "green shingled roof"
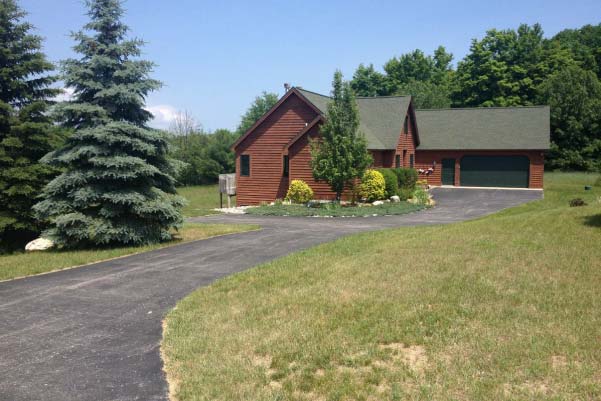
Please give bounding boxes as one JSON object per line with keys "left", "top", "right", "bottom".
{"left": 296, "top": 88, "right": 550, "bottom": 151}
{"left": 415, "top": 107, "right": 550, "bottom": 150}
{"left": 297, "top": 88, "right": 412, "bottom": 150}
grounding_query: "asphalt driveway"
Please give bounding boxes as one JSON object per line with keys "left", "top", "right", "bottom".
{"left": 0, "top": 188, "right": 542, "bottom": 401}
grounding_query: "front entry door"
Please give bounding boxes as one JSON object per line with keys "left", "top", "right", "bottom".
{"left": 441, "top": 158, "right": 455, "bottom": 185}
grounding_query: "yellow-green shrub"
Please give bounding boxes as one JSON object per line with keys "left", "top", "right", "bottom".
{"left": 359, "top": 170, "right": 386, "bottom": 202}
{"left": 286, "top": 180, "right": 314, "bottom": 204}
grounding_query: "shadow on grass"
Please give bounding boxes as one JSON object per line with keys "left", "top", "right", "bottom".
{"left": 583, "top": 214, "right": 601, "bottom": 228}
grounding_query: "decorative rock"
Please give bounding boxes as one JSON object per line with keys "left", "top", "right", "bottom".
{"left": 372, "top": 200, "right": 384, "bottom": 206}
{"left": 390, "top": 195, "right": 400, "bottom": 203}
{"left": 25, "top": 238, "right": 54, "bottom": 252}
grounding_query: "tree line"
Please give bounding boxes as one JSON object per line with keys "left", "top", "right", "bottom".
{"left": 349, "top": 23, "right": 601, "bottom": 171}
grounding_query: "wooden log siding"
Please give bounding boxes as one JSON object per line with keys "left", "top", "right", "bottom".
{"left": 235, "top": 94, "right": 318, "bottom": 205}
{"left": 396, "top": 110, "right": 417, "bottom": 168}
{"left": 415, "top": 150, "right": 545, "bottom": 188}
{"left": 288, "top": 125, "right": 343, "bottom": 200}
{"left": 370, "top": 150, "right": 395, "bottom": 168}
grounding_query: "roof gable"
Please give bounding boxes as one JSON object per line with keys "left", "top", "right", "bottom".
{"left": 232, "top": 89, "right": 321, "bottom": 150}
{"left": 415, "top": 107, "right": 551, "bottom": 150}
{"left": 296, "top": 88, "right": 413, "bottom": 150}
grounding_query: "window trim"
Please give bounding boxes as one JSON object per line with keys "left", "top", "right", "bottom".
{"left": 240, "top": 154, "right": 250, "bottom": 177}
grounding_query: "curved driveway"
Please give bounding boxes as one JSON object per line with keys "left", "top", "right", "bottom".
{"left": 0, "top": 188, "right": 541, "bottom": 401}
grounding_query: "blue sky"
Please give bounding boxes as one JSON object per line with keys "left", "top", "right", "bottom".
{"left": 21, "top": 0, "right": 601, "bottom": 131}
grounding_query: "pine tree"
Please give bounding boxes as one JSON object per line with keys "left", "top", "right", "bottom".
{"left": 0, "top": 0, "right": 63, "bottom": 252}
{"left": 34, "top": 0, "right": 183, "bottom": 248}
{"left": 311, "top": 71, "right": 372, "bottom": 201}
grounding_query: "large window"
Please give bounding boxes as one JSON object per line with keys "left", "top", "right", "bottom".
{"left": 240, "top": 155, "right": 250, "bottom": 177}
{"left": 283, "top": 155, "right": 289, "bottom": 177}
{"left": 395, "top": 154, "right": 401, "bottom": 168}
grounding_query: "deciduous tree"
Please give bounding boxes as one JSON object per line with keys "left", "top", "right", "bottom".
{"left": 538, "top": 65, "right": 601, "bottom": 170}
{"left": 236, "top": 92, "right": 278, "bottom": 136}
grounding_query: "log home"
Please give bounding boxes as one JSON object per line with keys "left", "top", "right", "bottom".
{"left": 232, "top": 87, "right": 550, "bottom": 205}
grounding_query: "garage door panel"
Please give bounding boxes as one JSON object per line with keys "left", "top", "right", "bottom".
{"left": 460, "top": 156, "right": 529, "bottom": 188}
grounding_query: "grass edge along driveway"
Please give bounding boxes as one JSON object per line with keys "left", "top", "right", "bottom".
{"left": 162, "top": 172, "right": 601, "bottom": 401}
{"left": 0, "top": 223, "right": 258, "bottom": 282}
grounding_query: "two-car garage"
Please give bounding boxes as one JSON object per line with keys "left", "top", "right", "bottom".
{"left": 459, "top": 156, "right": 530, "bottom": 188}
{"left": 415, "top": 106, "right": 550, "bottom": 189}
{"left": 439, "top": 155, "right": 532, "bottom": 188}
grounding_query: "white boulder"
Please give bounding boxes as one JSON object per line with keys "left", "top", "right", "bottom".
{"left": 390, "top": 195, "right": 401, "bottom": 203}
{"left": 25, "top": 238, "right": 54, "bottom": 252}
{"left": 372, "top": 200, "right": 384, "bottom": 206}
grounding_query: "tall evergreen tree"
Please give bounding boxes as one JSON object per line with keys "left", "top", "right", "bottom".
{"left": 0, "top": 0, "right": 63, "bottom": 252}
{"left": 34, "top": 0, "right": 183, "bottom": 247}
{"left": 311, "top": 71, "right": 372, "bottom": 200}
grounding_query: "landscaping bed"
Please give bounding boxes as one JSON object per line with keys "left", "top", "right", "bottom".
{"left": 162, "top": 172, "right": 601, "bottom": 401}
{"left": 245, "top": 201, "right": 425, "bottom": 217}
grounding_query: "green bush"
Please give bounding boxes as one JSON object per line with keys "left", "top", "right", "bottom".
{"left": 359, "top": 170, "right": 386, "bottom": 202}
{"left": 412, "top": 188, "right": 430, "bottom": 205}
{"left": 397, "top": 188, "right": 413, "bottom": 201}
{"left": 377, "top": 168, "right": 399, "bottom": 198}
{"left": 393, "top": 168, "right": 418, "bottom": 190}
{"left": 596, "top": 176, "right": 601, "bottom": 186}
{"left": 286, "top": 180, "right": 314, "bottom": 204}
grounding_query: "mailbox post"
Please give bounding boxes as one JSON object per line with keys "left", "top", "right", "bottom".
{"left": 218, "top": 174, "right": 236, "bottom": 208}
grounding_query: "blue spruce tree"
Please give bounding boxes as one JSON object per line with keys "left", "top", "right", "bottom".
{"left": 34, "top": 0, "right": 184, "bottom": 247}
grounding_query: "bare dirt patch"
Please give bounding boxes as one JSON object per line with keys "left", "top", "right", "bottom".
{"left": 379, "top": 342, "right": 428, "bottom": 372}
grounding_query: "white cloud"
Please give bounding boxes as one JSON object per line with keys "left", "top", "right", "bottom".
{"left": 146, "top": 104, "right": 179, "bottom": 130}
{"left": 53, "top": 87, "right": 75, "bottom": 102}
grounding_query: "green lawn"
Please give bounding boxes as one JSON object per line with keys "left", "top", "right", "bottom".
{"left": 246, "top": 201, "right": 425, "bottom": 217}
{"left": 178, "top": 184, "right": 235, "bottom": 217}
{"left": 162, "top": 172, "right": 601, "bottom": 401}
{"left": 0, "top": 223, "right": 257, "bottom": 282}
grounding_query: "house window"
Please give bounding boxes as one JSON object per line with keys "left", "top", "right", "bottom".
{"left": 410, "top": 154, "right": 414, "bottom": 168}
{"left": 240, "top": 155, "right": 250, "bottom": 177}
{"left": 395, "top": 154, "right": 401, "bottom": 168}
{"left": 283, "top": 155, "right": 289, "bottom": 177}
{"left": 404, "top": 117, "right": 409, "bottom": 135}
{"left": 403, "top": 150, "right": 407, "bottom": 166}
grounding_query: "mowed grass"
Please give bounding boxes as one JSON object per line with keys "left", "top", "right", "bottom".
{"left": 0, "top": 223, "right": 257, "bottom": 281}
{"left": 178, "top": 184, "right": 235, "bottom": 217}
{"left": 162, "top": 172, "right": 601, "bottom": 401}
{"left": 246, "top": 202, "right": 424, "bottom": 217}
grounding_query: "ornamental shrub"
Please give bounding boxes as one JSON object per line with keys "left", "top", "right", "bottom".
{"left": 286, "top": 180, "right": 314, "bottom": 203}
{"left": 412, "top": 188, "right": 430, "bottom": 205}
{"left": 397, "top": 188, "right": 413, "bottom": 201}
{"left": 359, "top": 170, "right": 386, "bottom": 202}
{"left": 377, "top": 168, "right": 399, "bottom": 198}
{"left": 393, "top": 168, "right": 418, "bottom": 190}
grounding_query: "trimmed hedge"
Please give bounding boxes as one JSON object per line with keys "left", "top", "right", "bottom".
{"left": 393, "top": 168, "right": 418, "bottom": 190}
{"left": 376, "top": 168, "right": 399, "bottom": 198}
